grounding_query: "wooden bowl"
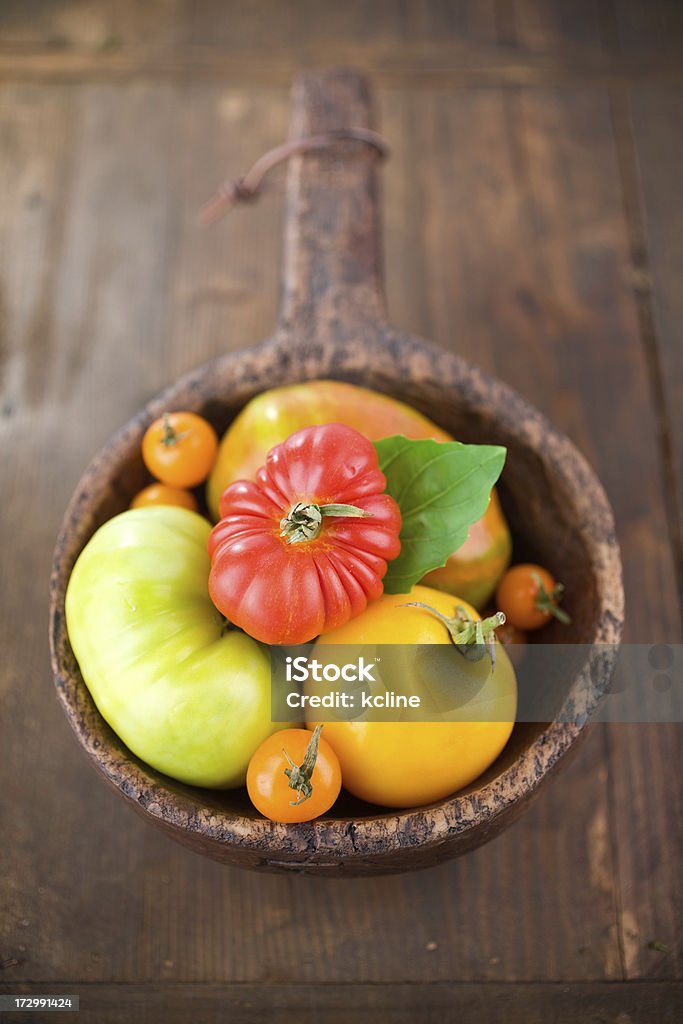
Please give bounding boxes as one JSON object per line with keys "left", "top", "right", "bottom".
{"left": 49, "top": 69, "right": 623, "bottom": 876}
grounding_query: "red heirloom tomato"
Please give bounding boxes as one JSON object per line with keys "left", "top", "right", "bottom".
{"left": 208, "top": 424, "right": 402, "bottom": 645}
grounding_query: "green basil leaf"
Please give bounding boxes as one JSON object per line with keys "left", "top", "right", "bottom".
{"left": 374, "top": 436, "right": 507, "bottom": 595}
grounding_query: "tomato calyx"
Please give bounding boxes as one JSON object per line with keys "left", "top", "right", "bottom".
{"left": 532, "top": 571, "right": 571, "bottom": 624}
{"left": 160, "top": 412, "right": 191, "bottom": 448}
{"left": 282, "top": 725, "right": 323, "bottom": 806}
{"left": 279, "top": 501, "right": 373, "bottom": 545}
{"left": 402, "top": 602, "right": 506, "bottom": 666}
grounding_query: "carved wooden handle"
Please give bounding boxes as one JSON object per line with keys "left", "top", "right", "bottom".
{"left": 278, "top": 69, "right": 387, "bottom": 338}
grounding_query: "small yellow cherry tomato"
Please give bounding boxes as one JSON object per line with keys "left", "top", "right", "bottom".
{"left": 130, "top": 482, "right": 199, "bottom": 513}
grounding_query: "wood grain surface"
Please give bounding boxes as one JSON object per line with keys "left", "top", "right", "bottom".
{"left": 1, "top": 0, "right": 681, "bottom": 1020}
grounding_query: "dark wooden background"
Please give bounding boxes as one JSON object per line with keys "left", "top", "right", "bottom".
{"left": 1, "top": 2, "right": 681, "bottom": 1021}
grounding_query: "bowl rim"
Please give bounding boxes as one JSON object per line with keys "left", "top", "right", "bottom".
{"left": 49, "top": 331, "right": 624, "bottom": 867}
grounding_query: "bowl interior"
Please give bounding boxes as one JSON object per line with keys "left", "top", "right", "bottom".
{"left": 52, "top": 351, "right": 604, "bottom": 826}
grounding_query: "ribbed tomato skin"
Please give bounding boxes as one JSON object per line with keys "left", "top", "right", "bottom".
{"left": 208, "top": 424, "right": 401, "bottom": 645}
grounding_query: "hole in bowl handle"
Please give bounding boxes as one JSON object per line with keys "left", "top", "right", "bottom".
{"left": 277, "top": 68, "right": 388, "bottom": 339}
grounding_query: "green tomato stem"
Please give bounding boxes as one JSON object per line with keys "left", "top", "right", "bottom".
{"left": 279, "top": 502, "right": 372, "bottom": 544}
{"left": 400, "top": 602, "right": 506, "bottom": 667}
{"left": 160, "top": 412, "right": 190, "bottom": 448}
{"left": 532, "top": 572, "right": 572, "bottom": 624}
{"left": 283, "top": 725, "right": 323, "bottom": 806}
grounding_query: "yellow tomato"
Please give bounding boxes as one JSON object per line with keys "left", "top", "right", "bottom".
{"left": 207, "top": 380, "right": 451, "bottom": 518}
{"left": 308, "top": 585, "right": 516, "bottom": 808}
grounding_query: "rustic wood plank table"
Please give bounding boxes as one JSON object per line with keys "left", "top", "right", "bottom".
{"left": 1, "top": 2, "right": 681, "bottom": 1021}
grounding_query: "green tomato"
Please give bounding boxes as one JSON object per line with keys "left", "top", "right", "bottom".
{"left": 65, "top": 506, "right": 282, "bottom": 789}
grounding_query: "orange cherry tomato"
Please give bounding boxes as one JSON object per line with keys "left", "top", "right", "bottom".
{"left": 142, "top": 412, "right": 218, "bottom": 488}
{"left": 495, "top": 563, "right": 570, "bottom": 631}
{"left": 247, "top": 726, "right": 342, "bottom": 823}
{"left": 130, "top": 483, "right": 199, "bottom": 513}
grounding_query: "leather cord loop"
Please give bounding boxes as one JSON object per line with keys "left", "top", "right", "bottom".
{"left": 200, "top": 127, "right": 390, "bottom": 226}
